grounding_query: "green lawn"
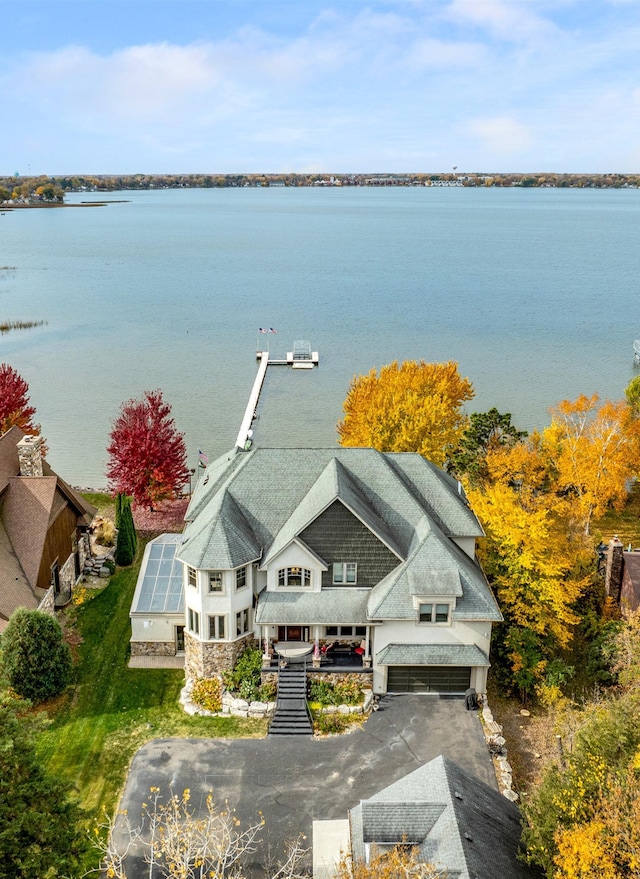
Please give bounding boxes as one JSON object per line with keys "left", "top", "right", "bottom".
{"left": 36, "top": 543, "right": 266, "bottom": 830}
{"left": 593, "top": 482, "right": 640, "bottom": 548}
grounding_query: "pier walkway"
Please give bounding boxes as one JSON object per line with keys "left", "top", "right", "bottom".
{"left": 235, "top": 343, "right": 319, "bottom": 450}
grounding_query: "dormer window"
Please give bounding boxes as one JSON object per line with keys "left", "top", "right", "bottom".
{"left": 278, "top": 566, "right": 311, "bottom": 588}
{"left": 333, "top": 563, "right": 357, "bottom": 585}
{"left": 419, "top": 603, "right": 450, "bottom": 624}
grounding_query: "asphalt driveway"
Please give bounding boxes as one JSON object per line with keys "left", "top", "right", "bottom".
{"left": 117, "top": 695, "right": 495, "bottom": 875}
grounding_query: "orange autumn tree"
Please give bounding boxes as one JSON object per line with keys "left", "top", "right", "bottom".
{"left": 338, "top": 360, "right": 474, "bottom": 467}
{"left": 541, "top": 394, "right": 640, "bottom": 535}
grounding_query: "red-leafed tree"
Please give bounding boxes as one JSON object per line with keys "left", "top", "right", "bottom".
{"left": 0, "top": 363, "right": 39, "bottom": 436}
{"left": 106, "top": 390, "right": 190, "bottom": 509}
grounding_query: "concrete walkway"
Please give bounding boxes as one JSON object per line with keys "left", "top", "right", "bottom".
{"left": 117, "top": 695, "right": 494, "bottom": 876}
{"left": 128, "top": 655, "right": 185, "bottom": 669}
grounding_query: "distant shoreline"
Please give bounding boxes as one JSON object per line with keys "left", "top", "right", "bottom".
{"left": 2, "top": 200, "right": 129, "bottom": 210}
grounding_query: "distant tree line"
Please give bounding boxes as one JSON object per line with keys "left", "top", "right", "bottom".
{"left": 2, "top": 171, "right": 640, "bottom": 200}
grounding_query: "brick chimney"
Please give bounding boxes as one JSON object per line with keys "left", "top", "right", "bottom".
{"left": 605, "top": 536, "right": 624, "bottom": 604}
{"left": 17, "top": 435, "right": 43, "bottom": 478}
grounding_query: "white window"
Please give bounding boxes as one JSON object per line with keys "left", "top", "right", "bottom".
{"left": 236, "top": 608, "right": 250, "bottom": 637}
{"left": 188, "top": 607, "right": 200, "bottom": 635}
{"left": 208, "top": 571, "right": 223, "bottom": 593}
{"left": 188, "top": 567, "right": 197, "bottom": 588}
{"left": 325, "top": 626, "right": 367, "bottom": 637}
{"left": 208, "top": 614, "right": 226, "bottom": 640}
{"left": 333, "top": 562, "right": 357, "bottom": 584}
{"left": 419, "top": 603, "right": 450, "bottom": 624}
{"left": 278, "top": 566, "right": 311, "bottom": 588}
{"left": 236, "top": 567, "right": 247, "bottom": 590}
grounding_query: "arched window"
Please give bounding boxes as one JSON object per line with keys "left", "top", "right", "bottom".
{"left": 278, "top": 566, "right": 311, "bottom": 588}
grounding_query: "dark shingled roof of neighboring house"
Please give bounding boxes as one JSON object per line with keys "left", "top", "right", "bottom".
{"left": 350, "top": 755, "right": 537, "bottom": 879}
{"left": 0, "top": 426, "right": 96, "bottom": 629}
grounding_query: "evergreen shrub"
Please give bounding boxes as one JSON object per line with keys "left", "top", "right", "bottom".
{"left": 0, "top": 608, "right": 73, "bottom": 703}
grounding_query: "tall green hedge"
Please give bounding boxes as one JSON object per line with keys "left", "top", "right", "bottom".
{"left": 0, "top": 608, "right": 72, "bottom": 703}
{"left": 114, "top": 494, "right": 137, "bottom": 566}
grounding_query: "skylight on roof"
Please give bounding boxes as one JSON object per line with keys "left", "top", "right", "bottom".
{"left": 134, "top": 534, "right": 184, "bottom": 615}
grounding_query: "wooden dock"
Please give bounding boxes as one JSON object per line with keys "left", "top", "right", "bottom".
{"left": 237, "top": 342, "right": 319, "bottom": 449}
{"left": 236, "top": 351, "right": 269, "bottom": 449}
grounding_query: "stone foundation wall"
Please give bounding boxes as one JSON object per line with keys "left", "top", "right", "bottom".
{"left": 185, "top": 633, "right": 256, "bottom": 680}
{"left": 77, "top": 533, "right": 91, "bottom": 575}
{"left": 131, "top": 640, "right": 176, "bottom": 657}
{"left": 60, "top": 553, "right": 76, "bottom": 593}
{"left": 307, "top": 671, "right": 373, "bottom": 687}
{"left": 37, "top": 585, "right": 56, "bottom": 616}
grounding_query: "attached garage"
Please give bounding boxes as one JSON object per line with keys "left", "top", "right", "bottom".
{"left": 387, "top": 665, "right": 471, "bottom": 694}
{"left": 376, "top": 644, "right": 490, "bottom": 695}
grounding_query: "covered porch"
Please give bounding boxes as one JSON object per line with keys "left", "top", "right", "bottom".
{"left": 254, "top": 589, "right": 376, "bottom": 673}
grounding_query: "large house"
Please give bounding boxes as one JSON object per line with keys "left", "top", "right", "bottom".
{"left": 131, "top": 446, "right": 501, "bottom": 695}
{"left": 0, "top": 427, "right": 95, "bottom": 631}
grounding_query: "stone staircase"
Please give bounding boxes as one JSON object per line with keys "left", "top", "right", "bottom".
{"left": 268, "top": 664, "right": 313, "bottom": 736}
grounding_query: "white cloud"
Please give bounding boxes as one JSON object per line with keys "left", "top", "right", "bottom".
{"left": 445, "top": 0, "right": 558, "bottom": 43}
{"left": 405, "top": 37, "right": 487, "bottom": 69}
{"left": 467, "top": 115, "right": 533, "bottom": 155}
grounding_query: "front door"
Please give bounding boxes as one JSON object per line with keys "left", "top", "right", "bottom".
{"left": 277, "top": 626, "right": 307, "bottom": 642}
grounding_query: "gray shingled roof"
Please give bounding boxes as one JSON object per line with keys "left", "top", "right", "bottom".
{"left": 255, "top": 589, "right": 370, "bottom": 625}
{"left": 263, "top": 458, "right": 404, "bottom": 565}
{"left": 350, "top": 755, "right": 535, "bottom": 879}
{"left": 178, "top": 447, "right": 500, "bottom": 625}
{"left": 368, "top": 525, "right": 501, "bottom": 622}
{"left": 375, "top": 644, "right": 490, "bottom": 667}
{"left": 361, "top": 802, "right": 446, "bottom": 843}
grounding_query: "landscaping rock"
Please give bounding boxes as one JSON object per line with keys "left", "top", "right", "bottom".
{"left": 503, "top": 789, "right": 519, "bottom": 802}
{"left": 99, "top": 566, "right": 111, "bottom": 578}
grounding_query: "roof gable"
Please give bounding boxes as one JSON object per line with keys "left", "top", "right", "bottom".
{"left": 368, "top": 523, "right": 501, "bottom": 622}
{"left": 351, "top": 755, "right": 534, "bottom": 879}
{"left": 263, "top": 458, "right": 404, "bottom": 566}
{"left": 361, "top": 802, "right": 446, "bottom": 843}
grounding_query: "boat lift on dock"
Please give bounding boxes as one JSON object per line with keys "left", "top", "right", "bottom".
{"left": 236, "top": 340, "right": 319, "bottom": 449}
{"left": 634, "top": 340, "right": 640, "bottom": 365}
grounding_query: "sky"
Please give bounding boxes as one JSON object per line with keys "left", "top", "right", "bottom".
{"left": 1, "top": 0, "right": 640, "bottom": 175}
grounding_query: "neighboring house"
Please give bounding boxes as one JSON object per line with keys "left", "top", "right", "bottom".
{"left": 131, "top": 446, "right": 501, "bottom": 696}
{"left": 349, "top": 754, "right": 535, "bottom": 878}
{"left": 0, "top": 427, "right": 96, "bottom": 632}
{"left": 603, "top": 535, "right": 640, "bottom": 611}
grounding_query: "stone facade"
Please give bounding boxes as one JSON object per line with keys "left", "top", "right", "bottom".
{"left": 60, "top": 552, "right": 76, "bottom": 593}
{"left": 77, "top": 533, "right": 91, "bottom": 574}
{"left": 37, "top": 585, "right": 56, "bottom": 616}
{"left": 306, "top": 670, "right": 373, "bottom": 688}
{"left": 17, "top": 434, "right": 44, "bottom": 477}
{"left": 131, "top": 640, "right": 176, "bottom": 657}
{"left": 184, "top": 632, "right": 256, "bottom": 680}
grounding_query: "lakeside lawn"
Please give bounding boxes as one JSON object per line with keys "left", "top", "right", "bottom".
{"left": 36, "top": 538, "right": 266, "bottom": 837}
{"left": 593, "top": 481, "right": 640, "bottom": 548}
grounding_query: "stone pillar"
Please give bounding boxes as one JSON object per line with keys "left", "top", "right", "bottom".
{"left": 17, "top": 435, "right": 43, "bottom": 477}
{"left": 605, "top": 536, "right": 624, "bottom": 604}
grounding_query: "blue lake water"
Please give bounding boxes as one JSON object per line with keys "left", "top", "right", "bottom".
{"left": 1, "top": 186, "right": 638, "bottom": 487}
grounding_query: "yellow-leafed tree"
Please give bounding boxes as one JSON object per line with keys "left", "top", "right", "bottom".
{"left": 466, "top": 476, "right": 586, "bottom": 650}
{"left": 338, "top": 360, "right": 474, "bottom": 467}
{"left": 541, "top": 394, "right": 640, "bottom": 535}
